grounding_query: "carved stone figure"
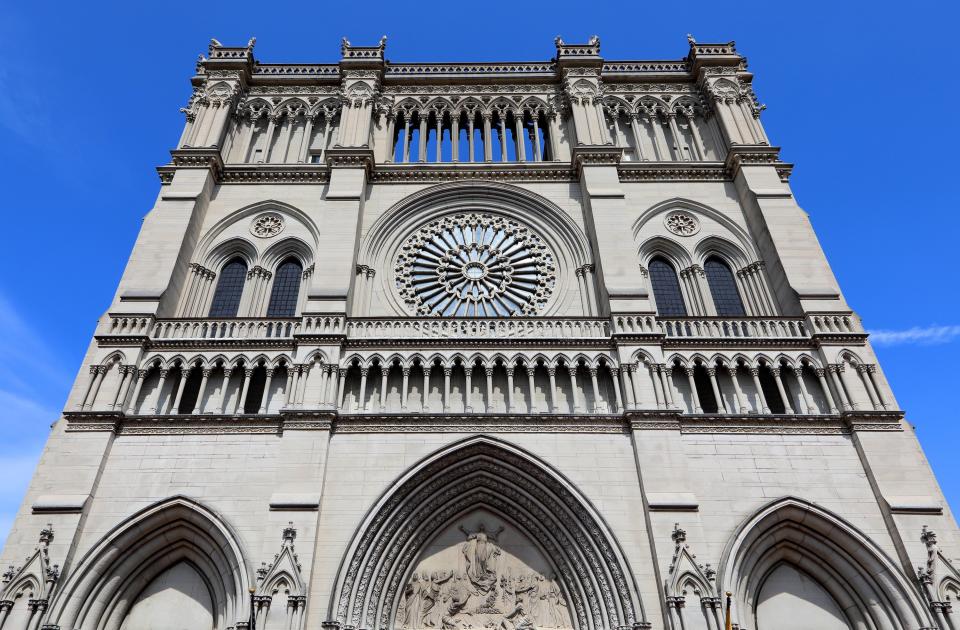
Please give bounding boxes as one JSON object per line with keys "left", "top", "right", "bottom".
{"left": 399, "top": 521, "right": 571, "bottom": 629}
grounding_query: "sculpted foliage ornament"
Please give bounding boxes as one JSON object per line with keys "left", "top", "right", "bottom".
{"left": 251, "top": 212, "right": 285, "bottom": 238}
{"left": 664, "top": 211, "right": 700, "bottom": 236}
{"left": 395, "top": 213, "right": 556, "bottom": 317}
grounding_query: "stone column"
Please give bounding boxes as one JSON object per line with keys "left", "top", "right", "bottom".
{"left": 857, "top": 365, "right": 881, "bottom": 411}
{"left": 401, "top": 367, "right": 410, "bottom": 410}
{"left": 639, "top": 364, "right": 657, "bottom": 409}
{"left": 259, "top": 369, "right": 275, "bottom": 414}
{"left": 423, "top": 366, "right": 431, "bottom": 412}
{"left": 866, "top": 365, "right": 889, "bottom": 410}
{"left": 380, "top": 367, "right": 390, "bottom": 411}
{"left": 771, "top": 367, "right": 794, "bottom": 414}
{"left": 830, "top": 365, "right": 855, "bottom": 411}
{"left": 527, "top": 366, "right": 537, "bottom": 413}
{"left": 505, "top": 367, "right": 515, "bottom": 413}
{"left": 547, "top": 367, "right": 558, "bottom": 413}
{"left": 153, "top": 369, "right": 169, "bottom": 414}
{"left": 727, "top": 366, "right": 747, "bottom": 413}
{"left": 482, "top": 113, "right": 493, "bottom": 162}
{"left": 660, "top": 366, "right": 677, "bottom": 410}
{"left": 629, "top": 113, "right": 647, "bottom": 161}
{"left": 127, "top": 369, "right": 147, "bottom": 414}
{"left": 358, "top": 368, "right": 369, "bottom": 412}
{"left": 750, "top": 367, "right": 770, "bottom": 414}
{"left": 685, "top": 368, "right": 703, "bottom": 413}
{"left": 170, "top": 368, "right": 189, "bottom": 414}
{"left": 194, "top": 368, "right": 211, "bottom": 414}
{"left": 589, "top": 368, "right": 602, "bottom": 412}
{"left": 707, "top": 367, "right": 726, "bottom": 413}
{"left": 237, "top": 368, "right": 253, "bottom": 414}
{"left": 401, "top": 113, "right": 411, "bottom": 162}
{"left": 464, "top": 367, "right": 473, "bottom": 413}
{"left": 485, "top": 367, "right": 495, "bottom": 412}
{"left": 568, "top": 366, "right": 583, "bottom": 413}
{"left": 792, "top": 368, "right": 811, "bottom": 414}
{"left": 285, "top": 366, "right": 300, "bottom": 408}
{"left": 611, "top": 367, "right": 624, "bottom": 412}
{"left": 110, "top": 366, "right": 131, "bottom": 411}
{"left": 443, "top": 367, "right": 452, "bottom": 413}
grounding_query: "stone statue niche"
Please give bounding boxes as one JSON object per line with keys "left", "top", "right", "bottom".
{"left": 396, "top": 510, "right": 572, "bottom": 630}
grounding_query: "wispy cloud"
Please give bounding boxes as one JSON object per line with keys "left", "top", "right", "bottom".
{"left": 870, "top": 325, "right": 960, "bottom": 347}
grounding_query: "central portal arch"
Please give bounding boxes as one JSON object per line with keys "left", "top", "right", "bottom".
{"left": 329, "top": 436, "right": 645, "bottom": 630}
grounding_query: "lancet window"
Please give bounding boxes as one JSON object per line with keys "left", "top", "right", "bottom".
{"left": 704, "top": 256, "right": 745, "bottom": 316}
{"left": 649, "top": 257, "right": 688, "bottom": 316}
{"left": 208, "top": 258, "right": 247, "bottom": 317}
{"left": 266, "top": 258, "right": 303, "bottom": 317}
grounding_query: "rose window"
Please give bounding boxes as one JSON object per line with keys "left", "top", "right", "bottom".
{"left": 664, "top": 211, "right": 700, "bottom": 236}
{"left": 250, "top": 213, "right": 285, "bottom": 238}
{"left": 395, "top": 213, "right": 556, "bottom": 317}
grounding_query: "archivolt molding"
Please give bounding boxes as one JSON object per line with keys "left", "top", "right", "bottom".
{"left": 718, "top": 497, "right": 932, "bottom": 630}
{"left": 329, "top": 436, "right": 645, "bottom": 630}
{"left": 358, "top": 181, "right": 592, "bottom": 317}
{"left": 194, "top": 199, "right": 320, "bottom": 271}
{"left": 632, "top": 198, "right": 760, "bottom": 267}
{"left": 45, "top": 496, "right": 251, "bottom": 630}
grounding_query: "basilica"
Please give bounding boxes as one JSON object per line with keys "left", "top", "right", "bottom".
{"left": 0, "top": 36, "right": 957, "bottom": 630}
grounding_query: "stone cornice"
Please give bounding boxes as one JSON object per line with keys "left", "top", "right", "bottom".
{"left": 618, "top": 163, "right": 728, "bottom": 182}
{"left": 63, "top": 409, "right": 902, "bottom": 435}
{"left": 371, "top": 163, "right": 575, "bottom": 183}
{"left": 324, "top": 147, "right": 375, "bottom": 172}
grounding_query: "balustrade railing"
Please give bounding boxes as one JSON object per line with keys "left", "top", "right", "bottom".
{"left": 151, "top": 318, "right": 300, "bottom": 340}
{"left": 103, "top": 314, "right": 836, "bottom": 344}
{"left": 659, "top": 317, "right": 808, "bottom": 340}
{"left": 345, "top": 318, "right": 610, "bottom": 340}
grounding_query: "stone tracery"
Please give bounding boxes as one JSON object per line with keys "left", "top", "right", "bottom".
{"left": 395, "top": 213, "right": 556, "bottom": 317}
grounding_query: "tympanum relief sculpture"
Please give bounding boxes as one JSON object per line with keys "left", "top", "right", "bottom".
{"left": 397, "top": 514, "right": 571, "bottom": 630}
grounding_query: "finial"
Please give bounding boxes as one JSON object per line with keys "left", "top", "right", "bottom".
{"left": 341, "top": 37, "right": 351, "bottom": 55}
{"left": 554, "top": 36, "right": 564, "bottom": 46}
{"left": 588, "top": 35, "right": 600, "bottom": 46}
{"left": 687, "top": 33, "right": 697, "bottom": 45}
{"left": 39, "top": 523, "right": 54, "bottom": 547}
{"left": 210, "top": 38, "right": 222, "bottom": 48}
{"left": 283, "top": 522, "right": 297, "bottom": 545}
{"left": 247, "top": 37, "right": 257, "bottom": 50}
{"left": 379, "top": 35, "right": 387, "bottom": 49}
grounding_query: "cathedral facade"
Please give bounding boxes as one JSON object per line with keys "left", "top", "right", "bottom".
{"left": 1, "top": 36, "right": 957, "bottom": 630}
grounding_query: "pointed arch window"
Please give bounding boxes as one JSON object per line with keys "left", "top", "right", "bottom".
{"left": 704, "top": 256, "right": 745, "bottom": 316}
{"left": 649, "top": 257, "right": 687, "bottom": 316}
{"left": 266, "top": 258, "right": 303, "bottom": 317}
{"left": 208, "top": 257, "right": 247, "bottom": 317}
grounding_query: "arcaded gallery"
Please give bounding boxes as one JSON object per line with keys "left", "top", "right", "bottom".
{"left": 0, "top": 36, "right": 956, "bottom": 630}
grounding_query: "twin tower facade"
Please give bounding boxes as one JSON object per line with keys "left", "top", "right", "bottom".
{"left": 0, "top": 36, "right": 957, "bottom": 630}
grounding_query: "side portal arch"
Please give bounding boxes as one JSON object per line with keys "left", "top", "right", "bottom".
{"left": 44, "top": 496, "right": 250, "bottom": 630}
{"left": 719, "top": 497, "right": 932, "bottom": 630}
{"left": 329, "top": 436, "right": 645, "bottom": 630}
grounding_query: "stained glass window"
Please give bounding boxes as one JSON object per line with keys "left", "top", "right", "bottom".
{"left": 208, "top": 258, "right": 247, "bottom": 317}
{"left": 704, "top": 257, "right": 745, "bottom": 316}
{"left": 649, "top": 257, "right": 687, "bottom": 316}
{"left": 266, "top": 258, "right": 303, "bottom": 317}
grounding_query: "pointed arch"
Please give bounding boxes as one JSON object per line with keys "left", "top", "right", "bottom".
{"left": 329, "top": 436, "right": 645, "bottom": 630}
{"left": 45, "top": 496, "right": 250, "bottom": 630}
{"left": 719, "top": 497, "right": 932, "bottom": 630}
{"left": 358, "top": 181, "right": 591, "bottom": 318}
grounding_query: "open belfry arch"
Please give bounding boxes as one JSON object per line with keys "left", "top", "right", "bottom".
{"left": 0, "top": 34, "right": 956, "bottom": 630}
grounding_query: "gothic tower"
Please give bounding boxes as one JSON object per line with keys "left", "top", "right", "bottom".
{"left": 0, "top": 36, "right": 956, "bottom": 630}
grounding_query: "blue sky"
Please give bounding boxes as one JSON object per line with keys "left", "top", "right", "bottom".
{"left": 0, "top": 1, "right": 957, "bottom": 543}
